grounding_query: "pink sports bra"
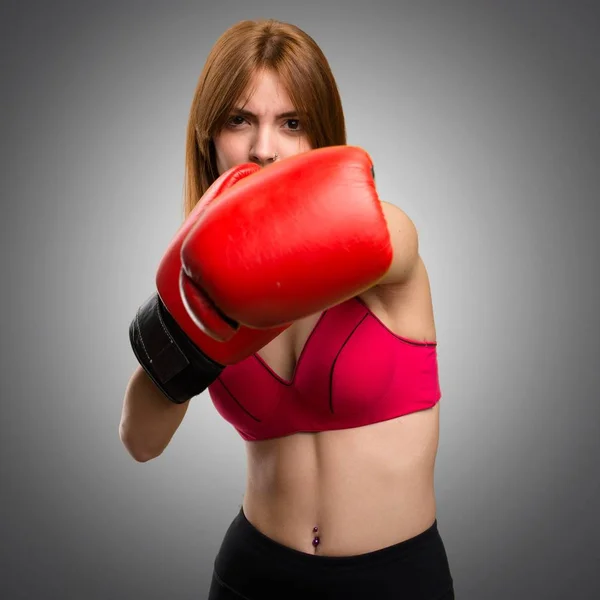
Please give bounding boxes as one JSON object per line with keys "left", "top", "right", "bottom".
{"left": 207, "top": 296, "right": 441, "bottom": 441}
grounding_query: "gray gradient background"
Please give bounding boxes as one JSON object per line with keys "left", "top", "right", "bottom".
{"left": 1, "top": 0, "right": 599, "bottom": 598}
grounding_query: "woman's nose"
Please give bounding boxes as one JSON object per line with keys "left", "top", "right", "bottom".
{"left": 250, "top": 130, "right": 278, "bottom": 166}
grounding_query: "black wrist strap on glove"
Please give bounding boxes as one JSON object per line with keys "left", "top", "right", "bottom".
{"left": 129, "top": 293, "right": 224, "bottom": 404}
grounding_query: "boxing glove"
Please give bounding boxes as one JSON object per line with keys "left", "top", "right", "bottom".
{"left": 180, "top": 146, "right": 393, "bottom": 336}
{"left": 129, "top": 164, "right": 289, "bottom": 404}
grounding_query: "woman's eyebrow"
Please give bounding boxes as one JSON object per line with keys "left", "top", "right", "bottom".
{"left": 232, "top": 108, "right": 299, "bottom": 119}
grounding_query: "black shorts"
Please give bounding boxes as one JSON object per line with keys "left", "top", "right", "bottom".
{"left": 208, "top": 507, "right": 454, "bottom": 599}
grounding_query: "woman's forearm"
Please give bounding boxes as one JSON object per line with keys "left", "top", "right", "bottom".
{"left": 119, "top": 366, "right": 190, "bottom": 462}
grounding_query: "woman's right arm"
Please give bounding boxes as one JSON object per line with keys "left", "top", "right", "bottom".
{"left": 119, "top": 366, "right": 190, "bottom": 462}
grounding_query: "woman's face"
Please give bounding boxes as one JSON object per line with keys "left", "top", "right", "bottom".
{"left": 213, "top": 69, "right": 312, "bottom": 175}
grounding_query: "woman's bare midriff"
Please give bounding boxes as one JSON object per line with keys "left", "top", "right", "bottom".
{"left": 243, "top": 258, "right": 439, "bottom": 556}
{"left": 243, "top": 404, "right": 439, "bottom": 555}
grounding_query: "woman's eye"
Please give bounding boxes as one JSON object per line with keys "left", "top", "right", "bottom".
{"left": 227, "top": 116, "right": 246, "bottom": 126}
{"left": 285, "top": 119, "right": 301, "bottom": 131}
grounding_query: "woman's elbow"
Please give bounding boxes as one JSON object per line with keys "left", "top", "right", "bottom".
{"left": 118, "top": 424, "right": 162, "bottom": 463}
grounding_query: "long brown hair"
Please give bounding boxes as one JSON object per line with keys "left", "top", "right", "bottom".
{"left": 183, "top": 19, "right": 347, "bottom": 218}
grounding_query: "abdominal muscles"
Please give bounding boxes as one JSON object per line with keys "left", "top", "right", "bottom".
{"left": 243, "top": 402, "right": 440, "bottom": 556}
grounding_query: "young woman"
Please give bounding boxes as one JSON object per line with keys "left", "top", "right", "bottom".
{"left": 120, "top": 19, "right": 455, "bottom": 599}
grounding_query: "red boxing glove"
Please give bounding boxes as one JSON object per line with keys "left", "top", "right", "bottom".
{"left": 180, "top": 146, "right": 393, "bottom": 336}
{"left": 156, "top": 163, "right": 288, "bottom": 358}
{"left": 129, "top": 164, "right": 289, "bottom": 404}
